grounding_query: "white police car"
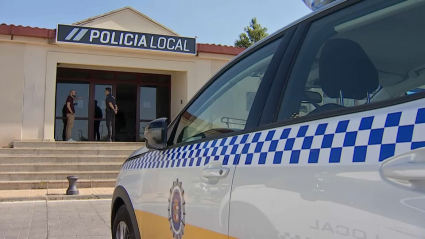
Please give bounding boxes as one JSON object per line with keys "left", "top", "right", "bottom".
{"left": 112, "top": 0, "right": 425, "bottom": 238}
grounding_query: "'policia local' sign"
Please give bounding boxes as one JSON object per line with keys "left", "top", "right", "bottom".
{"left": 56, "top": 24, "right": 196, "bottom": 55}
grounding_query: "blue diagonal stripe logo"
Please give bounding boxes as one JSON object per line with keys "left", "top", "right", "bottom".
{"left": 65, "top": 28, "right": 79, "bottom": 40}
{"left": 64, "top": 28, "right": 89, "bottom": 41}
{"left": 73, "top": 29, "right": 88, "bottom": 41}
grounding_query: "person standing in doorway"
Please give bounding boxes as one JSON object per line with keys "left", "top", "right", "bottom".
{"left": 65, "top": 90, "right": 81, "bottom": 141}
{"left": 105, "top": 87, "right": 118, "bottom": 142}
{"left": 62, "top": 104, "right": 67, "bottom": 141}
{"left": 94, "top": 100, "right": 103, "bottom": 141}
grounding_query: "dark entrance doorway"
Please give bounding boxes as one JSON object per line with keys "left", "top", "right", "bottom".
{"left": 115, "top": 84, "right": 137, "bottom": 142}
{"left": 54, "top": 68, "right": 171, "bottom": 142}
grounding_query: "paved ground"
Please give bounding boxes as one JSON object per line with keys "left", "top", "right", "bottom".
{"left": 0, "top": 199, "right": 112, "bottom": 239}
{"left": 0, "top": 188, "right": 114, "bottom": 201}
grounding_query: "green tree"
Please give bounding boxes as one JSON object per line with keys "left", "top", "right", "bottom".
{"left": 235, "top": 18, "right": 269, "bottom": 48}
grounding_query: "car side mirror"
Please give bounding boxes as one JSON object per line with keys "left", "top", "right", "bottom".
{"left": 144, "top": 118, "right": 167, "bottom": 150}
{"left": 302, "top": 91, "right": 323, "bottom": 104}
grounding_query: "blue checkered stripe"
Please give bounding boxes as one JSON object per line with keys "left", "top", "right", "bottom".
{"left": 122, "top": 134, "right": 251, "bottom": 170}
{"left": 122, "top": 106, "right": 425, "bottom": 170}
{"left": 238, "top": 107, "right": 425, "bottom": 166}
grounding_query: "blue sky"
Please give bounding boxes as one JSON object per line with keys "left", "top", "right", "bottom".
{"left": 0, "top": 0, "right": 311, "bottom": 46}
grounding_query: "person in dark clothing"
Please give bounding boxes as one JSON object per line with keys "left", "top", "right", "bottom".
{"left": 94, "top": 100, "right": 103, "bottom": 141}
{"left": 105, "top": 88, "right": 118, "bottom": 142}
{"left": 62, "top": 104, "right": 67, "bottom": 141}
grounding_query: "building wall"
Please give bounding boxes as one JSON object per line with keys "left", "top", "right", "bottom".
{"left": 212, "top": 59, "right": 229, "bottom": 75}
{"left": 78, "top": 10, "right": 177, "bottom": 36}
{"left": 0, "top": 37, "right": 234, "bottom": 146}
{"left": 170, "top": 71, "right": 188, "bottom": 120}
{"left": 22, "top": 44, "right": 49, "bottom": 141}
{"left": 0, "top": 42, "right": 25, "bottom": 145}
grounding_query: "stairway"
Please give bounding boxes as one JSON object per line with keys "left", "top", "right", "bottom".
{"left": 0, "top": 141, "right": 144, "bottom": 190}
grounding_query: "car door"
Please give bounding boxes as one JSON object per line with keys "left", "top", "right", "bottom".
{"left": 134, "top": 33, "right": 290, "bottom": 239}
{"left": 229, "top": 0, "right": 425, "bottom": 239}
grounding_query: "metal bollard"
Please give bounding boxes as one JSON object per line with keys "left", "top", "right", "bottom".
{"left": 66, "top": 176, "right": 79, "bottom": 195}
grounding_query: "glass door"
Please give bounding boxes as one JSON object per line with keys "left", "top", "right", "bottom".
{"left": 91, "top": 84, "right": 113, "bottom": 141}
{"left": 138, "top": 86, "right": 170, "bottom": 141}
{"left": 55, "top": 82, "right": 89, "bottom": 141}
{"left": 139, "top": 87, "right": 156, "bottom": 141}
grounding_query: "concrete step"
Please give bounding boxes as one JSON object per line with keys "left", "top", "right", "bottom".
{"left": 0, "top": 155, "right": 127, "bottom": 164}
{"left": 0, "top": 141, "right": 135, "bottom": 190}
{"left": 0, "top": 148, "right": 135, "bottom": 156}
{"left": 0, "top": 171, "right": 118, "bottom": 181}
{"left": 13, "top": 141, "right": 144, "bottom": 150}
{"left": 0, "top": 180, "right": 115, "bottom": 190}
{"left": 0, "top": 163, "right": 122, "bottom": 172}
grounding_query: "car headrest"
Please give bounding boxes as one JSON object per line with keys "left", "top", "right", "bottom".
{"left": 319, "top": 39, "right": 379, "bottom": 100}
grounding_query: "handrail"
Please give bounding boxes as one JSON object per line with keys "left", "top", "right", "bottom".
{"left": 221, "top": 117, "right": 247, "bottom": 128}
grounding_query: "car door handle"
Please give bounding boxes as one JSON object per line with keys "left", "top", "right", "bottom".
{"left": 380, "top": 147, "right": 425, "bottom": 192}
{"left": 200, "top": 167, "right": 230, "bottom": 179}
{"left": 199, "top": 161, "right": 230, "bottom": 184}
{"left": 381, "top": 162, "right": 425, "bottom": 181}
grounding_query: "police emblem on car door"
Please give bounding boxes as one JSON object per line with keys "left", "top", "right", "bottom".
{"left": 168, "top": 179, "right": 186, "bottom": 239}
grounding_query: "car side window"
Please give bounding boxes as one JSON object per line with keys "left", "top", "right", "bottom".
{"left": 173, "top": 38, "right": 282, "bottom": 144}
{"left": 277, "top": 0, "right": 425, "bottom": 121}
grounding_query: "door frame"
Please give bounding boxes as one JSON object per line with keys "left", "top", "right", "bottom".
{"left": 55, "top": 68, "right": 171, "bottom": 141}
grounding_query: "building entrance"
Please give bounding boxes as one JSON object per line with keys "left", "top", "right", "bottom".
{"left": 115, "top": 84, "right": 137, "bottom": 142}
{"left": 55, "top": 67, "right": 170, "bottom": 142}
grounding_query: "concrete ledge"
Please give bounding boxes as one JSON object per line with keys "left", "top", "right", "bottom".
{"left": 0, "top": 155, "right": 127, "bottom": 164}
{"left": 0, "top": 187, "right": 114, "bottom": 201}
{"left": 0, "top": 148, "right": 135, "bottom": 155}
{"left": 13, "top": 141, "right": 145, "bottom": 149}
{"left": 0, "top": 171, "right": 119, "bottom": 181}
{"left": 0, "top": 194, "right": 112, "bottom": 202}
{"left": 0, "top": 180, "right": 116, "bottom": 190}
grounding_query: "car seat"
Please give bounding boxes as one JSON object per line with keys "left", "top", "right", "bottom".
{"left": 309, "top": 38, "right": 379, "bottom": 115}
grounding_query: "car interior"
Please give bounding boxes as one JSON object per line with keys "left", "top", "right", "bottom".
{"left": 299, "top": 0, "right": 425, "bottom": 116}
